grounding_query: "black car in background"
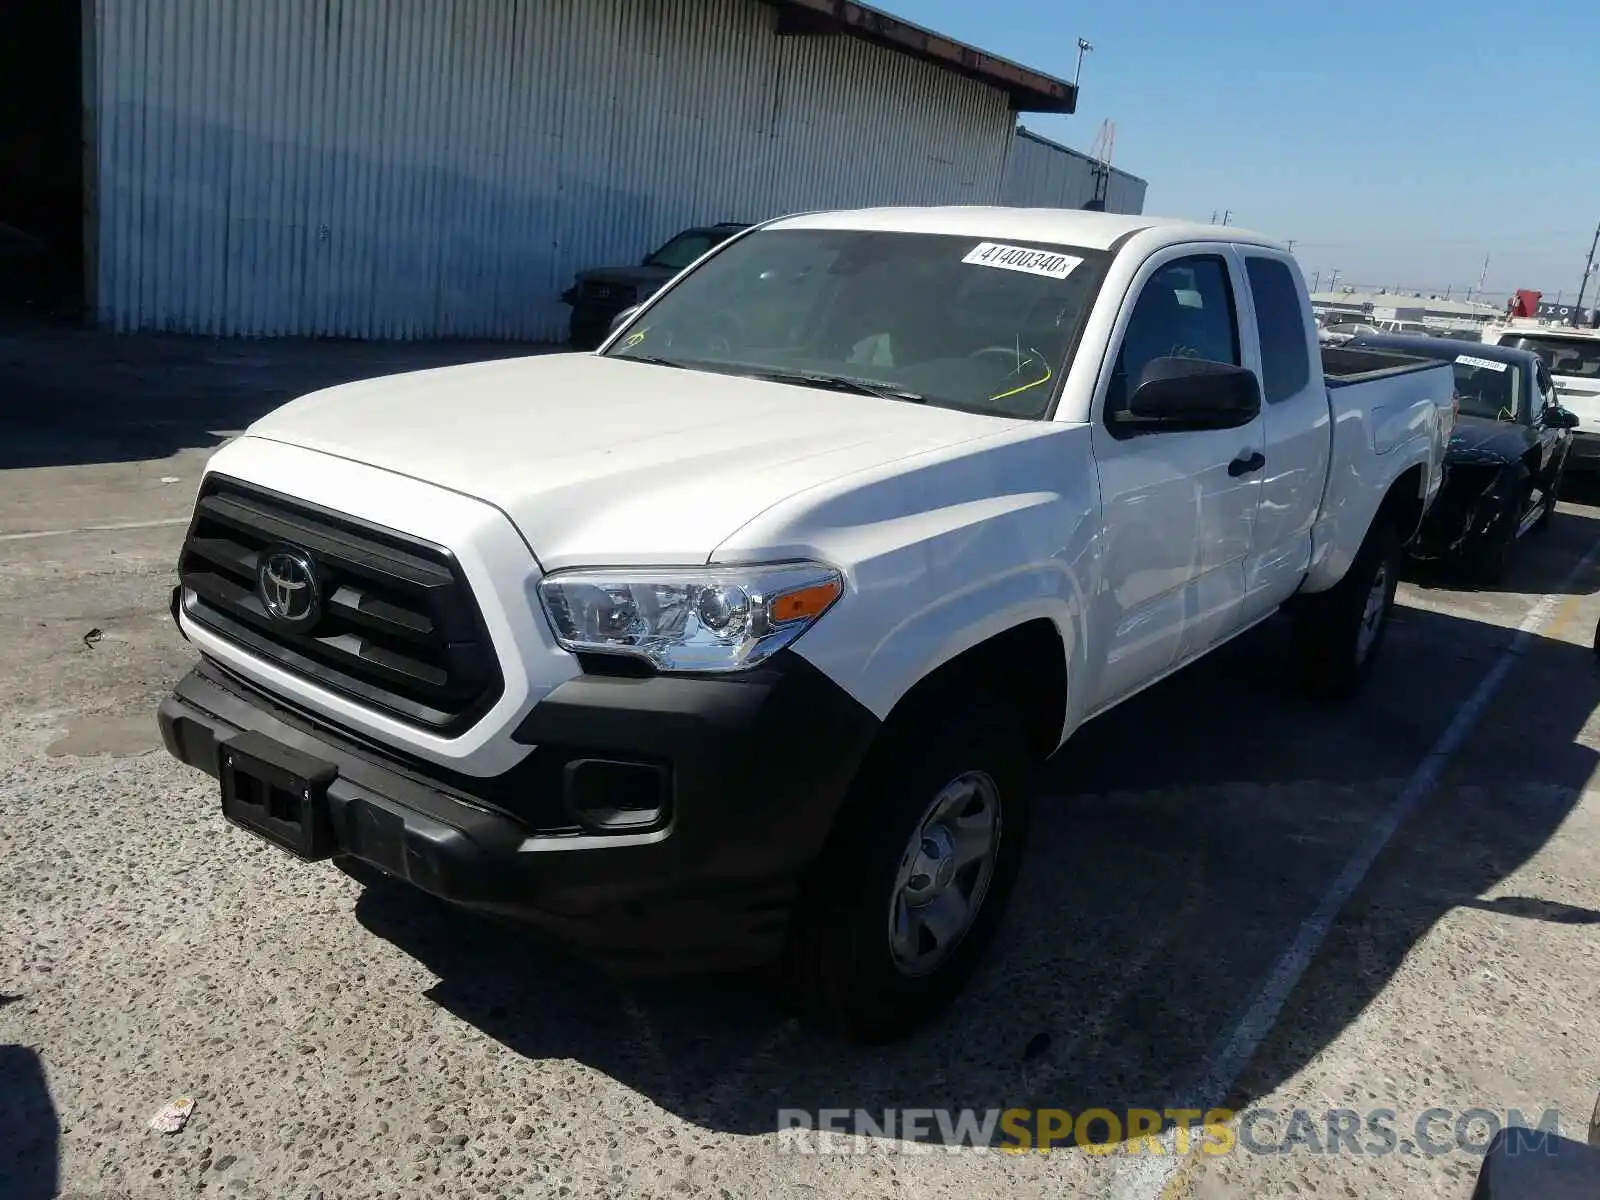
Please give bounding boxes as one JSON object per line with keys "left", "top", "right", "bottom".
{"left": 1347, "top": 333, "right": 1578, "bottom": 581}
{"left": 560, "top": 221, "right": 750, "bottom": 349}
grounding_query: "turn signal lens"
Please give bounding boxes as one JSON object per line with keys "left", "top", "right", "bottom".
{"left": 769, "top": 580, "right": 843, "bottom": 624}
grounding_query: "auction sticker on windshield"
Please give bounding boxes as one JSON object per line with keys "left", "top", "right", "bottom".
{"left": 1455, "top": 354, "right": 1508, "bottom": 372}
{"left": 962, "top": 242, "right": 1083, "bottom": 280}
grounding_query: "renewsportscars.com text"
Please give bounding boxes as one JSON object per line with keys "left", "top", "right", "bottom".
{"left": 775, "top": 1106, "right": 1563, "bottom": 1156}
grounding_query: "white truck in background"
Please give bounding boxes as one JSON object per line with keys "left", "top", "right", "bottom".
{"left": 1483, "top": 320, "right": 1600, "bottom": 471}
{"left": 157, "top": 208, "right": 1455, "bottom": 1042}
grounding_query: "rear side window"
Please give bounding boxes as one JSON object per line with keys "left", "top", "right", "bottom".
{"left": 1245, "top": 256, "right": 1311, "bottom": 402}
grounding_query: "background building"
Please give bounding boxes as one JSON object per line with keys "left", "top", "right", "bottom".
{"left": 1002, "top": 125, "right": 1147, "bottom": 216}
{"left": 0, "top": 0, "right": 1148, "bottom": 344}
{"left": 1310, "top": 289, "right": 1502, "bottom": 338}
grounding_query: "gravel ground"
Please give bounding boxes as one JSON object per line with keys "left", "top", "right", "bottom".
{"left": 3, "top": 328, "right": 1598, "bottom": 1200}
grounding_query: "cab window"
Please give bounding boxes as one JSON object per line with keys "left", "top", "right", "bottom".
{"left": 1245, "top": 256, "right": 1311, "bottom": 403}
{"left": 1105, "top": 255, "right": 1240, "bottom": 431}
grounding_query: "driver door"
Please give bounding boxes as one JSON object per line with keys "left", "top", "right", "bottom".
{"left": 1085, "top": 248, "right": 1266, "bottom": 712}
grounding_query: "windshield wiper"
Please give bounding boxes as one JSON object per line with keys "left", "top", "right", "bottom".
{"left": 744, "top": 368, "right": 925, "bottom": 403}
{"left": 616, "top": 353, "right": 686, "bottom": 369}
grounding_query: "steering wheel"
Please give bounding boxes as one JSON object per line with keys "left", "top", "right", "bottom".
{"left": 969, "top": 346, "right": 1029, "bottom": 362}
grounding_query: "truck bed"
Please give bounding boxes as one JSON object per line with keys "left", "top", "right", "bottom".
{"left": 1321, "top": 345, "right": 1449, "bottom": 387}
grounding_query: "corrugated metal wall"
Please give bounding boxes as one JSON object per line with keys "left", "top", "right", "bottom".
{"left": 88, "top": 0, "right": 1015, "bottom": 340}
{"left": 1000, "top": 127, "right": 1147, "bottom": 216}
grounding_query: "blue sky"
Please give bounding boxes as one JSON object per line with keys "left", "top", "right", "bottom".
{"left": 885, "top": 0, "right": 1600, "bottom": 301}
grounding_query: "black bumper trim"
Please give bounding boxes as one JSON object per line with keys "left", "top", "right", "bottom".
{"left": 158, "top": 653, "right": 879, "bottom": 971}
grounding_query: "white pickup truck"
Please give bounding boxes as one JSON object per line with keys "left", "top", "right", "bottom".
{"left": 158, "top": 208, "right": 1455, "bottom": 1041}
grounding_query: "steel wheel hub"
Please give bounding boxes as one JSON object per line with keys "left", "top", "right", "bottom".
{"left": 887, "top": 770, "right": 1001, "bottom": 978}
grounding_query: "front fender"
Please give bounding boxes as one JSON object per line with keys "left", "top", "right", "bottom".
{"left": 712, "top": 424, "right": 1100, "bottom": 741}
{"left": 1414, "top": 458, "right": 1528, "bottom": 559}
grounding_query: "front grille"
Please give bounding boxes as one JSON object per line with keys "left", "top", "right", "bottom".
{"left": 580, "top": 281, "right": 625, "bottom": 302}
{"left": 179, "top": 476, "right": 503, "bottom": 734}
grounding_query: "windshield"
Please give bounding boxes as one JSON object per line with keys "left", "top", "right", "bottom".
{"left": 1504, "top": 334, "right": 1600, "bottom": 380}
{"left": 645, "top": 230, "right": 734, "bottom": 270}
{"left": 1449, "top": 353, "right": 1520, "bottom": 421}
{"left": 605, "top": 228, "right": 1110, "bottom": 418}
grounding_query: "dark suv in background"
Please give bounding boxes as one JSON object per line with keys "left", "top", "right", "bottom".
{"left": 560, "top": 221, "right": 750, "bottom": 349}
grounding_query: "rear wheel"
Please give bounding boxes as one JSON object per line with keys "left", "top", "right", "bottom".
{"left": 1292, "top": 522, "right": 1402, "bottom": 700}
{"left": 780, "top": 704, "right": 1035, "bottom": 1042}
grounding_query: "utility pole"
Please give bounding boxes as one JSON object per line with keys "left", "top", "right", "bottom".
{"left": 1328, "top": 268, "right": 1341, "bottom": 290}
{"left": 1222, "top": 209, "right": 1232, "bottom": 226}
{"left": 1210, "top": 210, "right": 1217, "bottom": 225}
{"left": 1572, "top": 221, "right": 1600, "bottom": 327}
{"left": 1286, "top": 238, "right": 1296, "bottom": 252}
{"left": 1311, "top": 269, "right": 1321, "bottom": 292}
{"left": 1073, "top": 38, "right": 1093, "bottom": 89}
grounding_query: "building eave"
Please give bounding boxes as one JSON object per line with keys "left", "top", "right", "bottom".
{"left": 765, "top": 0, "right": 1077, "bottom": 113}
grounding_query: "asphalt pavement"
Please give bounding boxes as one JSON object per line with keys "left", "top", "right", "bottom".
{"left": 2, "top": 325, "right": 1597, "bottom": 1200}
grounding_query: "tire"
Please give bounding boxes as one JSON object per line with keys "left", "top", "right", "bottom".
{"left": 779, "top": 704, "right": 1035, "bottom": 1043}
{"left": 1292, "top": 520, "right": 1402, "bottom": 700}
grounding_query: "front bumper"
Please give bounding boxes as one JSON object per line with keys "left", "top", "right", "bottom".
{"left": 159, "top": 654, "right": 878, "bottom": 972}
{"left": 1410, "top": 465, "right": 1519, "bottom": 561}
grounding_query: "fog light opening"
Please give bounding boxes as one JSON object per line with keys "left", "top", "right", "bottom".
{"left": 562, "top": 759, "right": 669, "bottom": 833}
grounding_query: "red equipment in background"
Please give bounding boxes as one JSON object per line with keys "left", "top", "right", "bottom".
{"left": 1508, "top": 289, "right": 1542, "bottom": 317}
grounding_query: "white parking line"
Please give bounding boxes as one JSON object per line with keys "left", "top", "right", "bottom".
{"left": 1108, "top": 539, "right": 1600, "bottom": 1200}
{"left": 0, "top": 517, "right": 191, "bottom": 542}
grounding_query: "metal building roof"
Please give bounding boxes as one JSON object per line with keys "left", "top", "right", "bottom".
{"left": 762, "top": 0, "right": 1077, "bottom": 112}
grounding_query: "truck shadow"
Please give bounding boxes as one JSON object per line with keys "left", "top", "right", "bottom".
{"left": 353, "top": 571, "right": 1600, "bottom": 1145}
{"left": 0, "top": 315, "right": 549, "bottom": 471}
{"left": 0, "top": 1042, "right": 60, "bottom": 1200}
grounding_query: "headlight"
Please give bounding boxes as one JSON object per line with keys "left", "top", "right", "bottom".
{"left": 537, "top": 562, "right": 843, "bottom": 673}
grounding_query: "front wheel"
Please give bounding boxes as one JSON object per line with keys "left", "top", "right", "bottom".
{"left": 1292, "top": 522, "right": 1402, "bottom": 700}
{"left": 779, "top": 706, "right": 1035, "bottom": 1043}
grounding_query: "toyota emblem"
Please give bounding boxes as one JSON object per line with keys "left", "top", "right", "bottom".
{"left": 257, "top": 548, "right": 320, "bottom": 628}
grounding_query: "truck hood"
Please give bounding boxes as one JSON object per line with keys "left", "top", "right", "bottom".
{"left": 244, "top": 352, "right": 1017, "bottom": 569}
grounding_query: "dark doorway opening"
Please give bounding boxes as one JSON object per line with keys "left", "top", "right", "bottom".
{"left": 0, "top": 0, "right": 85, "bottom": 318}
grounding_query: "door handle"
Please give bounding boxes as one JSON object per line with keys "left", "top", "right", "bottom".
{"left": 1228, "top": 450, "right": 1266, "bottom": 477}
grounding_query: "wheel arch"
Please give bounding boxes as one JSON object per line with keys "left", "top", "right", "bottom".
{"left": 1379, "top": 463, "right": 1427, "bottom": 545}
{"left": 873, "top": 617, "right": 1070, "bottom": 764}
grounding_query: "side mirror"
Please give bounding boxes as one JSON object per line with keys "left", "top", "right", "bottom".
{"left": 1544, "top": 406, "right": 1580, "bottom": 430}
{"left": 1126, "top": 357, "right": 1262, "bottom": 430}
{"left": 606, "top": 306, "right": 642, "bottom": 338}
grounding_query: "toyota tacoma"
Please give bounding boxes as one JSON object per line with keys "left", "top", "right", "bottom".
{"left": 158, "top": 208, "right": 1455, "bottom": 1041}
